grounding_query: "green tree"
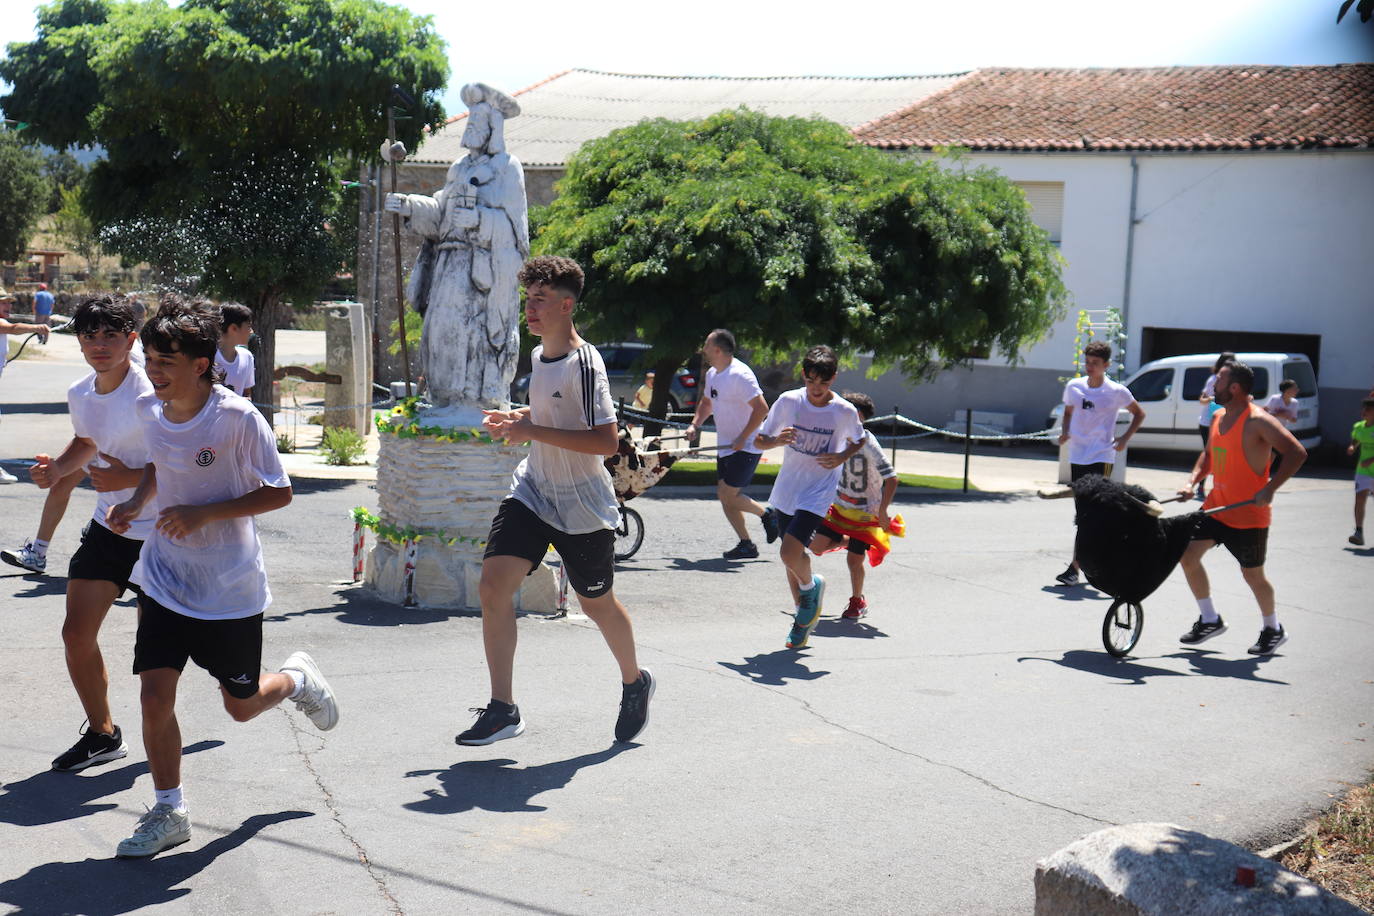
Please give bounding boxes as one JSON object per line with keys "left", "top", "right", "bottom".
{"left": 1337, "top": 0, "right": 1373, "bottom": 23}
{"left": 52, "top": 184, "right": 102, "bottom": 274}
{"left": 0, "top": 129, "right": 48, "bottom": 262}
{"left": 533, "top": 109, "right": 1068, "bottom": 420}
{"left": 1, "top": 0, "right": 448, "bottom": 419}
{"left": 41, "top": 149, "right": 88, "bottom": 213}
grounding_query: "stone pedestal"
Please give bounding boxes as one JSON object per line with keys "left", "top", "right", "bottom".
{"left": 323, "top": 302, "right": 372, "bottom": 435}
{"left": 363, "top": 429, "right": 557, "bottom": 610}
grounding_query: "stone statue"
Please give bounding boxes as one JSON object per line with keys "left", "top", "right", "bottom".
{"left": 385, "top": 82, "right": 528, "bottom": 425}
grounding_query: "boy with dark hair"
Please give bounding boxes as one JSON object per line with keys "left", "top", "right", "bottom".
{"left": 106, "top": 294, "right": 336, "bottom": 858}
{"left": 468, "top": 255, "right": 653, "bottom": 746}
{"left": 1176, "top": 360, "right": 1307, "bottom": 655}
{"left": 214, "top": 302, "right": 255, "bottom": 398}
{"left": 1347, "top": 398, "right": 1374, "bottom": 546}
{"left": 23, "top": 296, "right": 155, "bottom": 771}
{"left": 807, "top": 391, "right": 902, "bottom": 620}
{"left": 755, "top": 346, "right": 865, "bottom": 649}
{"left": 1054, "top": 340, "right": 1145, "bottom": 585}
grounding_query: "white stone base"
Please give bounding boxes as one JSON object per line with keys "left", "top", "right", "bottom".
{"left": 362, "top": 427, "right": 556, "bottom": 611}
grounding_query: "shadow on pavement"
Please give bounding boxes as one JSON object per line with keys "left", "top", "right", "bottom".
{"left": 1040, "top": 584, "right": 1109, "bottom": 602}
{"left": 718, "top": 650, "right": 830, "bottom": 685}
{"left": 665, "top": 556, "right": 758, "bottom": 573}
{"left": 283, "top": 478, "right": 366, "bottom": 496}
{"left": 0, "top": 741, "right": 224, "bottom": 827}
{"left": 813, "top": 618, "right": 889, "bottom": 640}
{"left": 1344, "top": 546, "right": 1374, "bottom": 557}
{"left": 266, "top": 587, "right": 478, "bottom": 627}
{"left": 403, "top": 744, "right": 635, "bottom": 814}
{"left": 0, "top": 402, "right": 70, "bottom": 416}
{"left": 2, "top": 573, "right": 68, "bottom": 598}
{"left": 0, "top": 810, "right": 312, "bottom": 915}
{"left": 1162, "top": 649, "right": 1290, "bottom": 685}
{"left": 1018, "top": 650, "right": 1192, "bottom": 686}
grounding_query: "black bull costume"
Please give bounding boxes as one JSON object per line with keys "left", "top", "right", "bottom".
{"left": 1070, "top": 475, "right": 1203, "bottom": 605}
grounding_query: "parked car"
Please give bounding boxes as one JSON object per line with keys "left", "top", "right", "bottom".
{"left": 1048, "top": 352, "right": 1321, "bottom": 451}
{"left": 511, "top": 342, "right": 699, "bottom": 414}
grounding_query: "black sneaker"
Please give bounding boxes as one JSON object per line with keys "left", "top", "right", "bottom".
{"left": 761, "top": 507, "right": 781, "bottom": 544}
{"left": 1053, "top": 565, "right": 1079, "bottom": 586}
{"left": 52, "top": 724, "right": 128, "bottom": 772}
{"left": 1350, "top": 529, "right": 1365, "bottom": 546}
{"left": 723, "top": 540, "right": 759, "bottom": 560}
{"left": 1179, "top": 616, "right": 1227, "bottom": 644}
{"left": 456, "top": 702, "right": 525, "bottom": 746}
{"left": 615, "top": 669, "right": 655, "bottom": 743}
{"left": 1247, "top": 625, "right": 1288, "bottom": 656}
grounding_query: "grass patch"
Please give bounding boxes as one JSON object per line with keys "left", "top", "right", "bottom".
{"left": 657, "top": 460, "right": 971, "bottom": 491}
{"left": 1281, "top": 780, "right": 1374, "bottom": 911}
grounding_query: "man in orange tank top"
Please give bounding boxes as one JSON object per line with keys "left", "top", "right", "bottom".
{"left": 1176, "top": 361, "right": 1307, "bottom": 655}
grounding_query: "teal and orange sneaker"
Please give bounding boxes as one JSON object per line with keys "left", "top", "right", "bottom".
{"left": 786, "top": 574, "right": 825, "bottom": 649}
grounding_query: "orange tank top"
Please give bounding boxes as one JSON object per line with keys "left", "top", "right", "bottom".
{"left": 1203, "top": 403, "right": 1271, "bottom": 528}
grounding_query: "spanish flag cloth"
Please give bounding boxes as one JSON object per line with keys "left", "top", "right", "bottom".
{"left": 821, "top": 504, "right": 906, "bottom": 567}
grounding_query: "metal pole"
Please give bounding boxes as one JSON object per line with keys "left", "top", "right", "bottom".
{"left": 891, "top": 404, "right": 898, "bottom": 468}
{"left": 962, "top": 409, "right": 972, "bottom": 493}
{"left": 388, "top": 103, "right": 414, "bottom": 398}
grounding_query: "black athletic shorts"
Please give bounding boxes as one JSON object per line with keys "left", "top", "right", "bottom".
{"left": 773, "top": 509, "right": 825, "bottom": 547}
{"left": 1070, "top": 462, "right": 1113, "bottom": 482}
{"left": 716, "top": 451, "right": 762, "bottom": 489}
{"left": 68, "top": 520, "right": 143, "bottom": 597}
{"left": 483, "top": 497, "right": 614, "bottom": 599}
{"left": 133, "top": 594, "right": 264, "bottom": 699}
{"left": 1191, "top": 515, "right": 1269, "bottom": 569}
{"left": 814, "top": 520, "right": 868, "bottom": 554}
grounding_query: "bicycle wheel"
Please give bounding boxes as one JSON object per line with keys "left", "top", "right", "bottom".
{"left": 613, "top": 505, "right": 645, "bottom": 561}
{"left": 1101, "top": 598, "right": 1144, "bottom": 658}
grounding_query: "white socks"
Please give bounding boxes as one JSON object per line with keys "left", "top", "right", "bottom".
{"left": 799, "top": 576, "right": 817, "bottom": 592}
{"left": 1263, "top": 614, "right": 1280, "bottom": 631}
{"left": 286, "top": 669, "right": 305, "bottom": 699}
{"left": 32, "top": 538, "right": 50, "bottom": 558}
{"left": 155, "top": 785, "right": 187, "bottom": 813}
{"left": 1196, "top": 597, "right": 1218, "bottom": 623}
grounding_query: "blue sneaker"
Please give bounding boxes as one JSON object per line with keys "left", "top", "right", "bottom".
{"left": 786, "top": 574, "right": 825, "bottom": 649}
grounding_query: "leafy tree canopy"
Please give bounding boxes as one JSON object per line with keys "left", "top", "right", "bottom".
{"left": 42, "top": 149, "right": 88, "bottom": 213}
{"left": 1, "top": 0, "right": 448, "bottom": 413}
{"left": 0, "top": 130, "right": 48, "bottom": 262}
{"left": 533, "top": 109, "right": 1068, "bottom": 401}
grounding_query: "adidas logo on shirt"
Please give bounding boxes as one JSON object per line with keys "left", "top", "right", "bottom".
{"left": 552, "top": 390, "right": 563, "bottom": 398}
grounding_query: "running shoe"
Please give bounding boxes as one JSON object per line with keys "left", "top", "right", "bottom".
{"left": 280, "top": 651, "right": 338, "bottom": 731}
{"left": 786, "top": 574, "right": 825, "bottom": 649}
{"left": 1350, "top": 529, "right": 1365, "bottom": 546}
{"left": 52, "top": 724, "right": 128, "bottom": 772}
{"left": 0, "top": 467, "right": 17, "bottom": 484}
{"left": 615, "top": 669, "right": 655, "bottom": 743}
{"left": 116, "top": 803, "right": 191, "bottom": 858}
{"left": 761, "top": 507, "right": 781, "bottom": 544}
{"left": 841, "top": 596, "right": 868, "bottom": 620}
{"left": 1053, "top": 565, "right": 1079, "bottom": 586}
{"left": 1247, "top": 625, "right": 1288, "bottom": 656}
{"left": 1179, "top": 616, "right": 1227, "bottom": 644}
{"left": 1, "top": 540, "right": 46, "bottom": 574}
{"left": 723, "top": 540, "right": 759, "bottom": 560}
{"left": 456, "top": 702, "right": 524, "bottom": 745}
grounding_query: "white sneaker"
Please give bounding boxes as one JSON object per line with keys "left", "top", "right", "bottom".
{"left": 0, "top": 467, "right": 17, "bottom": 484}
{"left": 1, "top": 540, "right": 46, "bottom": 573}
{"left": 281, "top": 651, "right": 338, "bottom": 731}
{"left": 116, "top": 803, "right": 191, "bottom": 858}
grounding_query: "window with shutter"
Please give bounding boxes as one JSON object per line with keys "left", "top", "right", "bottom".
{"left": 1015, "top": 181, "right": 1064, "bottom": 245}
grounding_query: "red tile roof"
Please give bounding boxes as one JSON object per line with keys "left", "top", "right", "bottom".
{"left": 853, "top": 65, "right": 1374, "bottom": 152}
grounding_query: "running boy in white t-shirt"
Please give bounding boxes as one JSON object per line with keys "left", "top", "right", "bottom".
{"left": 28, "top": 296, "right": 156, "bottom": 771}
{"left": 213, "top": 302, "right": 255, "bottom": 399}
{"left": 468, "top": 256, "right": 653, "bottom": 746}
{"left": 755, "top": 346, "right": 865, "bottom": 649}
{"left": 807, "top": 392, "right": 901, "bottom": 620}
{"left": 1054, "top": 340, "right": 1145, "bottom": 586}
{"left": 106, "top": 295, "right": 336, "bottom": 859}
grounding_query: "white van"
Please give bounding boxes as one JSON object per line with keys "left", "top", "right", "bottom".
{"left": 1048, "top": 352, "right": 1321, "bottom": 452}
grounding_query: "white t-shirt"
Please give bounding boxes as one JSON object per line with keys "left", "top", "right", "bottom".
{"left": 214, "top": 346, "right": 256, "bottom": 397}
{"left": 1263, "top": 393, "right": 1298, "bottom": 427}
{"left": 509, "top": 343, "right": 619, "bottom": 534}
{"left": 68, "top": 364, "right": 157, "bottom": 540}
{"left": 130, "top": 386, "right": 290, "bottom": 620}
{"left": 704, "top": 359, "right": 764, "bottom": 456}
{"left": 130, "top": 338, "right": 145, "bottom": 368}
{"left": 834, "top": 430, "right": 896, "bottom": 513}
{"left": 761, "top": 389, "right": 864, "bottom": 517}
{"left": 1198, "top": 373, "right": 1218, "bottom": 425}
{"left": 1062, "top": 376, "right": 1136, "bottom": 465}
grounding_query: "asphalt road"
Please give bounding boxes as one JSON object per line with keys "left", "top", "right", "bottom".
{"left": 1, "top": 333, "right": 1371, "bottom": 914}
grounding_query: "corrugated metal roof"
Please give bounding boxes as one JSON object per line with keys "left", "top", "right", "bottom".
{"left": 414, "top": 68, "right": 968, "bottom": 166}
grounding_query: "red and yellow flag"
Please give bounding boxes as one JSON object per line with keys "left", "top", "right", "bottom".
{"left": 821, "top": 504, "right": 906, "bottom": 567}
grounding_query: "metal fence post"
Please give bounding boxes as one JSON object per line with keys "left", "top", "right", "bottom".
{"left": 963, "top": 410, "right": 973, "bottom": 493}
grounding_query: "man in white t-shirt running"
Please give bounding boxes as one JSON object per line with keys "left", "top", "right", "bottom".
{"left": 755, "top": 345, "right": 865, "bottom": 650}
{"left": 685, "top": 329, "right": 776, "bottom": 559}
{"left": 107, "top": 295, "right": 336, "bottom": 859}
{"left": 1054, "top": 340, "right": 1145, "bottom": 586}
{"left": 470, "top": 256, "right": 654, "bottom": 747}
{"left": 213, "top": 302, "right": 256, "bottom": 399}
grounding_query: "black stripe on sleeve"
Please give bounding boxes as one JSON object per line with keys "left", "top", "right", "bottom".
{"left": 579, "top": 344, "right": 594, "bottom": 428}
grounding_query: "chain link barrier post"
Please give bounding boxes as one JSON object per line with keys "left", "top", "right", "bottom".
{"left": 963, "top": 410, "right": 973, "bottom": 493}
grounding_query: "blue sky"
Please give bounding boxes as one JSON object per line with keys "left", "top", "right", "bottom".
{"left": 2, "top": 0, "right": 1371, "bottom": 120}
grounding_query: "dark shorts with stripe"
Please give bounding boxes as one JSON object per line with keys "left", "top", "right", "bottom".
{"left": 1191, "top": 515, "right": 1269, "bottom": 569}
{"left": 68, "top": 520, "right": 143, "bottom": 597}
{"left": 483, "top": 497, "right": 615, "bottom": 599}
{"left": 1070, "top": 462, "right": 1113, "bottom": 482}
{"left": 133, "top": 594, "right": 264, "bottom": 699}
{"left": 774, "top": 509, "right": 826, "bottom": 547}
